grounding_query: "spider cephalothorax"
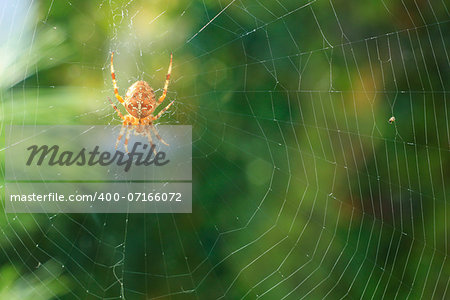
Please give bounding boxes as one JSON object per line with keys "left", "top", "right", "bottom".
{"left": 108, "top": 52, "right": 173, "bottom": 153}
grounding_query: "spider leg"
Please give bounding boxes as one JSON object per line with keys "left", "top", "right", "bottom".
{"left": 153, "top": 101, "right": 174, "bottom": 121}
{"left": 108, "top": 97, "right": 125, "bottom": 120}
{"left": 123, "top": 125, "right": 132, "bottom": 154}
{"left": 145, "top": 127, "right": 157, "bottom": 154}
{"left": 157, "top": 53, "right": 173, "bottom": 106}
{"left": 115, "top": 123, "right": 127, "bottom": 149}
{"left": 110, "top": 52, "right": 124, "bottom": 105}
{"left": 150, "top": 125, "right": 169, "bottom": 146}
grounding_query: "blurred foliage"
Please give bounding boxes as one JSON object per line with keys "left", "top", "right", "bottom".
{"left": 1, "top": 0, "right": 449, "bottom": 299}
{"left": 0, "top": 260, "right": 71, "bottom": 300}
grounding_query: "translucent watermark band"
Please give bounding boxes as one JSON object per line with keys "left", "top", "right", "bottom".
{"left": 5, "top": 125, "right": 192, "bottom": 213}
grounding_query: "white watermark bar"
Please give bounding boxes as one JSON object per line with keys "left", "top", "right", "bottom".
{"left": 5, "top": 125, "right": 192, "bottom": 213}
{"left": 6, "top": 182, "right": 191, "bottom": 213}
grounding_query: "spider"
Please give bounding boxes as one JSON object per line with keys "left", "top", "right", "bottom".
{"left": 108, "top": 52, "right": 174, "bottom": 153}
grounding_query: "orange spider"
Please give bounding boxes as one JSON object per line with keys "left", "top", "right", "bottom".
{"left": 108, "top": 52, "right": 174, "bottom": 153}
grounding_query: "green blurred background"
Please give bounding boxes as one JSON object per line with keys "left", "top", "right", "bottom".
{"left": 0, "top": 0, "right": 449, "bottom": 299}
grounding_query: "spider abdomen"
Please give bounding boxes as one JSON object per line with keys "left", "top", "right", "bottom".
{"left": 125, "top": 81, "right": 156, "bottom": 119}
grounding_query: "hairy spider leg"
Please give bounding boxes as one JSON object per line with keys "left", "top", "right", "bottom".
{"left": 115, "top": 116, "right": 135, "bottom": 150}
{"left": 110, "top": 52, "right": 124, "bottom": 105}
{"left": 116, "top": 123, "right": 127, "bottom": 150}
{"left": 157, "top": 53, "right": 173, "bottom": 106}
{"left": 108, "top": 97, "right": 129, "bottom": 150}
{"left": 145, "top": 127, "right": 157, "bottom": 155}
{"left": 153, "top": 101, "right": 174, "bottom": 121}
{"left": 123, "top": 125, "right": 133, "bottom": 154}
{"left": 150, "top": 125, "right": 169, "bottom": 146}
{"left": 108, "top": 97, "right": 124, "bottom": 120}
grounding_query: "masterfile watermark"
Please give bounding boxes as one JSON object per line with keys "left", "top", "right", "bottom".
{"left": 5, "top": 125, "right": 192, "bottom": 213}
{"left": 26, "top": 143, "right": 169, "bottom": 172}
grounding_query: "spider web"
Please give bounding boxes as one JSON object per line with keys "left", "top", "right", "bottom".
{"left": 1, "top": 0, "right": 449, "bottom": 299}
